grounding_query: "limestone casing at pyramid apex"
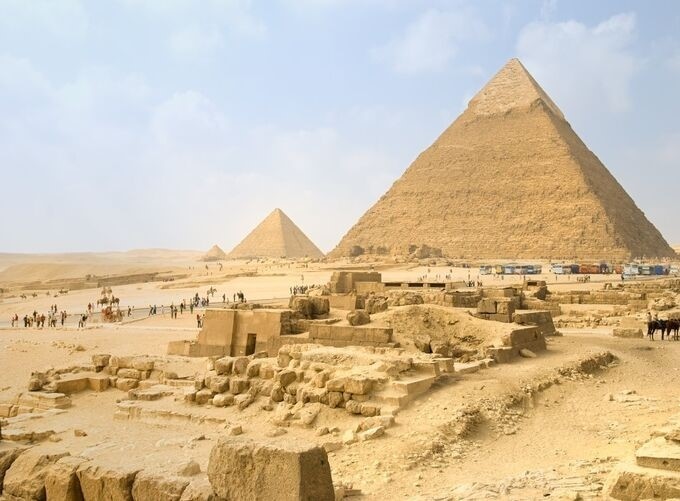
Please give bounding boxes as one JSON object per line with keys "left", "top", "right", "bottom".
{"left": 467, "top": 58, "right": 566, "bottom": 120}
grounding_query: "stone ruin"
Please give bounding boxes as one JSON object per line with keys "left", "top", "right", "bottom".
{"left": 605, "top": 413, "right": 680, "bottom": 499}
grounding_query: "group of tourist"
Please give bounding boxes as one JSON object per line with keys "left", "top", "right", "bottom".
{"left": 290, "top": 284, "right": 317, "bottom": 295}
{"left": 10, "top": 308, "right": 69, "bottom": 328}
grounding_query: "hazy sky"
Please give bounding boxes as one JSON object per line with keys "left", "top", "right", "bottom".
{"left": 2, "top": 0, "right": 679, "bottom": 253}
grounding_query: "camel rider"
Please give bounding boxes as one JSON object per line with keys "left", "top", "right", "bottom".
{"left": 647, "top": 311, "right": 652, "bottom": 323}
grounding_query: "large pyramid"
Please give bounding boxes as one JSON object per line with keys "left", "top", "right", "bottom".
{"left": 330, "top": 59, "right": 675, "bottom": 260}
{"left": 227, "top": 208, "right": 324, "bottom": 259}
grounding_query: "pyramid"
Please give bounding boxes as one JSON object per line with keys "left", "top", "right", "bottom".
{"left": 227, "top": 208, "right": 324, "bottom": 259}
{"left": 201, "top": 244, "right": 227, "bottom": 262}
{"left": 330, "top": 59, "right": 675, "bottom": 260}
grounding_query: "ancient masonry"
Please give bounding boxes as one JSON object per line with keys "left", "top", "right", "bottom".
{"left": 330, "top": 58, "right": 676, "bottom": 261}
{"left": 228, "top": 208, "right": 324, "bottom": 259}
{"left": 201, "top": 244, "right": 227, "bottom": 262}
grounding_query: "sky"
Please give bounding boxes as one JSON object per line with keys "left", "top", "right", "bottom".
{"left": 1, "top": 0, "right": 679, "bottom": 254}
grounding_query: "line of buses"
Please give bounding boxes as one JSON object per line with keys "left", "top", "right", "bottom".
{"left": 478, "top": 263, "right": 680, "bottom": 276}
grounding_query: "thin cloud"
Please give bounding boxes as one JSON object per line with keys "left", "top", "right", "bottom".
{"left": 371, "top": 7, "right": 490, "bottom": 74}
{"left": 517, "top": 12, "right": 639, "bottom": 114}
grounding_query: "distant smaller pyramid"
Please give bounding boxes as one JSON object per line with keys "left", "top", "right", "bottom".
{"left": 227, "top": 208, "right": 324, "bottom": 259}
{"left": 202, "top": 244, "right": 227, "bottom": 262}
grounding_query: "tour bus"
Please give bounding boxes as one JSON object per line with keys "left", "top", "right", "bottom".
{"left": 624, "top": 264, "right": 640, "bottom": 276}
{"left": 550, "top": 264, "right": 564, "bottom": 274}
{"left": 479, "top": 265, "right": 493, "bottom": 275}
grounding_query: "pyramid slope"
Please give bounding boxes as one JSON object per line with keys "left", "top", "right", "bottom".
{"left": 202, "top": 245, "right": 227, "bottom": 262}
{"left": 228, "top": 209, "right": 324, "bottom": 259}
{"left": 329, "top": 59, "right": 674, "bottom": 260}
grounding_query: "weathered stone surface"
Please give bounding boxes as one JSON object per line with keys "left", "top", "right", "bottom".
{"left": 116, "top": 378, "right": 138, "bottom": 391}
{"left": 214, "top": 357, "right": 234, "bottom": 375}
{"left": 45, "top": 456, "right": 86, "bottom": 501}
{"left": 346, "top": 310, "right": 370, "bottom": 326}
{"left": 345, "top": 376, "right": 372, "bottom": 395}
{"left": 613, "top": 327, "right": 644, "bottom": 338}
{"left": 0, "top": 444, "right": 29, "bottom": 493}
{"left": 276, "top": 370, "right": 297, "bottom": 388}
{"left": 325, "top": 377, "right": 346, "bottom": 393}
{"left": 195, "top": 389, "right": 213, "bottom": 405}
{"left": 207, "top": 438, "right": 334, "bottom": 501}
{"left": 246, "top": 361, "right": 261, "bottom": 378}
{"left": 232, "top": 357, "right": 250, "bottom": 375}
{"left": 229, "top": 378, "right": 249, "bottom": 395}
{"left": 519, "top": 348, "right": 537, "bottom": 358}
{"left": 636, "top": 437, "right": 680, "bottom": 471}
{"left": 131, "top": 470, "right": 189, "bottom": 501}
{"left": 212, "top": 393, "right": 234, "bottom": 408}
{"left": 414, "top": 336, "right": 432, "bottom": 354}
{"left": 179, "top": 476, "right": 224, "bottom": 501}
{"left": 3, "top": 447, "right": 69, "bottom": 500}
{"left": 77, "top": 462, "right": 140, "bottom": 501}
{"left": 358, "top": 426, "right": 385, "bottom": 441}
{"left": 92, "top": 354, "right": 111, "bottom": 368}
{"left": 117, "top": 368, "right": 141, "bottom": 380}
{"left": 234, "top": 393, "right": 255, "bottom": 410}
{"left": 131, "top": 357, "right": 154, "bottom": 371}
{"left": 209, "top": 376, "right": 230, "bottom": 394}
{"left": 604, "top": 462, "right": 680, "bottom": 500}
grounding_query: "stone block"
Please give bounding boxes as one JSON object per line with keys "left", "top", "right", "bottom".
{"left": 109, "top": 356, "right": 134, "bottom": 369}
{"left": 212, "top": 393, "right": 234, "bottom": 408}
{"left": 604, "top": 462, "right": 680, "bottom": 500}
{"left": 77, "top": 462, "right": 140, "bottom": 501}
{"left": 117, "top": 368, "right": 141, "bottom": 380}
{"left": 345, "top": 376, "right": 372, "bottom": 395}
{"left": 209, "top": 376, "right": 230, "bottom": 394}
{"left": 0, "top": 444, "right": 28, "bottom": 491}
{"left": 131, "top": 357, "right": 154, "bottom": 371}
{"left": 88, "top": 374, "right": 110, "bottom": 392}
{"left": 636, "top": 437, "right": 680, "bottom": 471}
{"left": 179, "top": 476, "right": 221, "bottom": 501}
{"left": 613, "top": 327, "right": 644, "bottom": 339}
{"left": 232, "top": 357, "right": 250, "bottom": 375}
{"left": 207, "top": 438, "right": 334, "bottom": 501}
{"left": 92, "top": 354, "right": 111, "bottom": 368}
{"left": 276, "top": 370, "right": 297, "bottom": 388}
{"left": 229, "top": 378, "right": 250, "bottom": 395}
{"left": 45, "top": 456, "right": 87, "bottom": 501}
{"left": 131, "top": 470, "right": 189, "bottom": 501}
{"left": 259, "top": 365, "right": 275, "bottom": 380}
{"left": 116, "top": 378, "right": 138, "bottom": 391}
{"left": 325, "top": 377, "right": 346, "bottom": 393}
{"left": 3, "top": 447, "right": 69, "bottom": 500}
{"left": 214, "top": 357, "right": 234, "bottom": 375}
{"left": 195, "top": 389, "right": 213, "bottom": 405}
{"left": 246, "top": 361, "right": 261, "bottom": 378}
{"left": 477, "top": 298, "right": 497, "bottom": 314}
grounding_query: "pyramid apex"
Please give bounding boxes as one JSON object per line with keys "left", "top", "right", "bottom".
{"left": 467, "top": 58, "right": 565, "bottom": 120}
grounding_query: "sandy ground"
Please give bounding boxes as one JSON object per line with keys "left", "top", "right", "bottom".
{"left": 2, "top": 319, "right": 680, "bottom": 499}
{"left": 2, "top": 255, "right": 680, "bottom": 499}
